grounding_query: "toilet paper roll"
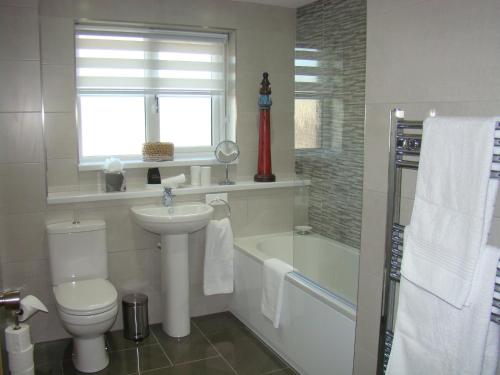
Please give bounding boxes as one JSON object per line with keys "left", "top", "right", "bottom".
{"left": 12, "top": 365, "right": 34, "bottom": 375}
{"left": 200, "top": 166, "right": 211, "bottom": 186}
{"left": 191, "top": 166, "right": 201, "bottom": 186}
{"left": 8, "top": 344, "right": 33, "bottom": 372}
{"left": 18, "top": 295, "right": 48, "bottom": 322}
{"left": 5, "top": 324, "right": 31, "bottom": 353}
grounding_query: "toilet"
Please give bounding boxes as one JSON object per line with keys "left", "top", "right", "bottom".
{"left": 46, "top": 220, "right": 118, "bottom": 373}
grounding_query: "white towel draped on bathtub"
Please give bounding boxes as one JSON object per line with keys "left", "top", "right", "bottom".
{"left": 261, "top": 258, "right": 294, "bottom": 328}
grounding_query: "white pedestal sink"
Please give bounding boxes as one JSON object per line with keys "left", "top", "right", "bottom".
{"left": 131, "top": 203, "right": 214, "bottom": 337}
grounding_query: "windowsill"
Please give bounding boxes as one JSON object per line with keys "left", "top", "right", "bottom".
{"left": 79, "top": 154, "right": 234, "bottom": 171}
{"left": 47, "top": 179, "right": 310, "bottom": 205}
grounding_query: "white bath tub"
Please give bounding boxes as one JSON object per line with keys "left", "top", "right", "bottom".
{"left": 231, "top": 232, "right": 359, "bottom": 375}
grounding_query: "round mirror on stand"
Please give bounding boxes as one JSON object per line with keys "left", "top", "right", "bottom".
{"left": 215, "top": 140, "right": 240, "bottom": 185}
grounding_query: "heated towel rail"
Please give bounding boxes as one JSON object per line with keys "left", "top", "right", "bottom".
{"left": 376, "top": 109, "right": 500, "bottom": 374}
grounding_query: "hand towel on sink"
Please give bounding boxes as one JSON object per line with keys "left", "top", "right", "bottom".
{"left": 261, "top": 258, "right": 293, "bottom": 328}
{"left": 401, "top": 116, "right": 499, "bottom": 308}
{"left": 203, "top": 218, "right": 234, "bottom": 296}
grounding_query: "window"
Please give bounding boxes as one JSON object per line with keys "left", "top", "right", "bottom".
{"left": 294, "top": 46, "right": 321, "bottom": 149}
{"left": 75, "top": 23, "right": 228, "bottom": 162}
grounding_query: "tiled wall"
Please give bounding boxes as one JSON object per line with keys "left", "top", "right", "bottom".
{"left": 354, "top": 0, "right": 500, "bottom": 373}
{"left": 0, "top": 0, "right": 296, "bottom": 343}
{"left": 294, "top": 0, "right": 366, "bottom": 249}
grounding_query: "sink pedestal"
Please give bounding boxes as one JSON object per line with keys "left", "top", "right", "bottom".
{"left": 161, "top": 233, "right": 190, "bottom": 337}
{"left": 131, "top": 203, "right": 214, "bottom": 338}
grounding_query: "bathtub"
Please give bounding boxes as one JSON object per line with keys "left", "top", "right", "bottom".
{"left": 231, "top": 232, "right": 359, "bottom": 375}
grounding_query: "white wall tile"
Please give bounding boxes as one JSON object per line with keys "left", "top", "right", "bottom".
{"left": 245, "top": 189, "right": 294, "bottom": 236}
{"left": 236, "top": 28, "right": 295, "bottom": 75}
{"left": 0, "top": 0, "right": 38, "bottom": 9}
{"left": 39, "top": 0, "right": 73, "bottom": 17}
{"left": 0, "top": 5, "right": 39, "bottom": 61}
{"left": 40, "top": 16, "right": 74, "bottom": 64}
{"left": 44, "top": 112, "right": 77, "bottom": 159}
{"left": 360, "top": 189, "right": 387, "bottom": 278}
{"left": 77, "top": 206, "right": 159, "bottom": 253}
{"left": 0, "top": 113, "right": 43, "bottom": 163}
{"left": 366, "top": 0, "right": 500, "bottom": 104}
{"left": 2, "top": 259, "right": 54, "bottom": 305}
{"left": 108, "top": 248, "right": 160, "bottom": 294}
{"left": 353, "top": 345, "right": 378, "bottom": 375}
{"left": 0, "top": 162, "right": 45, "bottom": 214}
{"left": 46, "top": 158, "right": 78, "bottom": 191}
{"left": 0, "top": 60, "right": 41, "bottom": 112}
{"left": 2, "top": 212, "right": 47, "bottom": 263}
{"left": 42, "top": 64, "right": 75, "bottom": 112}
{"left": 354, "top": 270, "right": 383, "bottom": 360}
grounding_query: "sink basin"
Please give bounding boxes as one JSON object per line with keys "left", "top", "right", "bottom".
{"left": 131, "top": 203, "right": 214, "bottom": 235}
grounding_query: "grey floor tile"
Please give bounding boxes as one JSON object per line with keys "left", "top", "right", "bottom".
{"left": 143, "top": 357, "right": 235, "bottom": 374}
{"left": 34, "top": 338, "right": 72, "bottom": 365}
{"left": 193, "top": 312, "right": 246, "bottom": 336}
{"left": 106, "top": 329, "right": 157, "bottom": 352}
{"left": 194, "top": 312, "right": 288, "bottom": 375}
{"left": 151, "top": 323, "right": 217, "bottom": 365}
{"left": 204, "top": 326, "right": 287, "bottom": 375}
{"left": 62, "top": 344, "right": 171, "bottom": 375}
{"left": 35, "top": 362, "right": 63, "bottom": 374}
{"left": 261, "top": 368, "right": 296, "bottom": 375}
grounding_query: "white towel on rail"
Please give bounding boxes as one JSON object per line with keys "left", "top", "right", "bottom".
{"left": 386, "top": 246, "right": 500, "bottom": 375}
{"left": 203, "top": 218, "right": 234, "bottom": 296}
{"left": 261, "top": 258, "right": 293, "bottom": 328}
{"left": 401, "top": 116, "right": 499, "bottom": 308}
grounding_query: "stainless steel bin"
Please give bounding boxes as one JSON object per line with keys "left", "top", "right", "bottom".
{"left": 122, "top": 293, "right": 149, "bottom": 341}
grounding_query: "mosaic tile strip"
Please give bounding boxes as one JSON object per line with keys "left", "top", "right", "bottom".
{"left": 295, "top": 0, "right": 366, "bottom": 249}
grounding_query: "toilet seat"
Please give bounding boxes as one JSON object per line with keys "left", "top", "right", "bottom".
{"left": 54, "top": 279, "right": 117, "bottom": 316}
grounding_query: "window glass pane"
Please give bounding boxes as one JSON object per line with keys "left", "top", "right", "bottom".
{"left": 80, "top": 95, "right": 145, "bottom": 157}
{"left": 295, "top": 98, "right": 321, "bottom": 149}
{"left": 159, "top": 96, "right": 212, "bottom": 147}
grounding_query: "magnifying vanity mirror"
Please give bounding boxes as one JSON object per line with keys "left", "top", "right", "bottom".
{"left": 215, "top": 140, "right": 240, "bottom": 185}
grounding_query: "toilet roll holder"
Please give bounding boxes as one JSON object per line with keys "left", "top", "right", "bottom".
{"left": 0, "top": 290, "right": 48, "bottom": 330}
{"left": 0, "top": 290, "right": 22, "bottom": 328}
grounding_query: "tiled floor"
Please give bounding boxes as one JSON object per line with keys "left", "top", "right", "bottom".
{"left": 32, "top": 312, "right": 296, "bottom": 375}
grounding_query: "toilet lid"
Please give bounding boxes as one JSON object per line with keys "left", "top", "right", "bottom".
{"left": 54, "top": 279, "right": 117, "bottom": 316}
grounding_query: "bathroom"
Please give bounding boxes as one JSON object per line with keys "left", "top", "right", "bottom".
{"left": 0, "top": 0, "right": 499, "bottom": 374}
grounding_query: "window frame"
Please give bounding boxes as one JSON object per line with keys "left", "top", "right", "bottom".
{"left": 75, "top": 23, "right": 229, "bottom": 165}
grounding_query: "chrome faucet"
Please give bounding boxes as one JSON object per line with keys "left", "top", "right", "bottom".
{"left": 162, "top": 187, "right": 174, "bottom": 207}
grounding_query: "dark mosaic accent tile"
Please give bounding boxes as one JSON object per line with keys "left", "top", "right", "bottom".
{"left": 35, "top": 362, "right": 63, "bottom": 374}
{"left": 142, "top": 357, "right": 234, "bottom": 375}
{"left": 62, "top": 344, "right": 171, "bottom": 375}
{"left": 206, "top": 326, "right": 287, "bottom": 375}
{"left": 193, "top": 312, "right": 246, "bottom": 337}
{"left": 295, "top": 0, "right": 366, "bottom": 250}
{"left": 106, "top": 329, "right": 157, "bottom": 352}
{"left": 151, "top": 323, "right": 217, "bottom": 365}
{"left": 34, "top": 338, "right": 72, "bottom": 365}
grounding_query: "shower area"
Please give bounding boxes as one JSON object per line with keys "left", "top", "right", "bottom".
{"left": 293, "top": 0, "right": 366, "bottom": 307}
{"left": 231, "top": 0, "right": 366, "bottom": 374}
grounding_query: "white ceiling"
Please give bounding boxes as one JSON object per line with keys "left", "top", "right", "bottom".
{"left": 230, "top": 0, "right": 317, "bottom": 8}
